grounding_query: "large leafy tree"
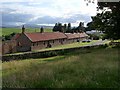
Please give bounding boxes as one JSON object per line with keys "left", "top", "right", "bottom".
{"left": 53, "top": 23, "right": 63, "bottom": 32}
{"left": 86, "top": 1, "right": 120, "bottom": 39}
{"left": 53, "top": 23, "right": 58, "bottom": 32}
{"left": 86, "top": 22, "right": 95, "bottom": 31}
{"left": 98, "top": 2, "right": 120, "bottom": 39}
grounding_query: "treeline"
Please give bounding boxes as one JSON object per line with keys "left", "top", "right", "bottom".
{"left": 53, "top": 22, "right": 85, "bottom": 33}
{"left": 86, "top": 1, "right": 120, "bottom": 40}
{"left": 2, "top": 32, "right": 16, "bottom": 41}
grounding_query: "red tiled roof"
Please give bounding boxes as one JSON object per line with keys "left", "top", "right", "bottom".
{"left": 24, "top": 32, "right": 67, "bottom": 42}
{"left": 65, "top": 33, "right": 88, "bottom": 39}
{"left": 80, "top": 33, "right": 88, "bottom": 38}
{"left": 65, "top": 33, "right": 80, "bottom": 39}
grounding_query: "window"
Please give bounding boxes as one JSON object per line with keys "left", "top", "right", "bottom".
{"left": 61, "top": 40, "right": 63, "bottom": 44}
{"left": 43, "top": 41, "right": 45, "bottom": 45}
{"left": 33, "top": 43, "right": 34, "bottom": 46}
{"left": 17, "top": 42, "right": 20, "bottom": 46}
{"left": 53, "top": 40, "right": 54, "bottom": 43}
{"left": 47, "top": 41, "right": 50, "bottom": 44}
{"left": 37, "top": 42, "right": 39, "bottom": 46}
{"left": 59, "top": 39, "right": 61, "bottom": 43}
{"left": 18, "top": 42, "right": 22, "bottom": 46}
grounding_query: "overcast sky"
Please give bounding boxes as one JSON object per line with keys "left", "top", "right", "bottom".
{"left": 1, "top": 0, "right": 98, "bottom": 27}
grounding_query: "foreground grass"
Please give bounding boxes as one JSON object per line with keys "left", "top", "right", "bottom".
{"left": 2, "top": 47, "right": 119, "bottom": 88}
{"left": 1, "top": 28, "right": 52, "bottom": 36}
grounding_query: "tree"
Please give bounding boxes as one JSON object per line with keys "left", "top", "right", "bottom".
{"left": 53, "top": 23, "right": 58, "bottom": 32}
{"left": 53, "top": 23, "right": 63, "bottom": 32}
{"left": 3, "top": 32, "right": 16, "bottom": 41}
{"left": 78, "top": 22, "right": 85, "bottom": 32}
{"left": 40, "top": 27, "right": 44, "bottom": 33}
{"left": 86, "top": 22, "right": 95, "bottom": 31}
{"left": 67, "top": 23, "right": 71, "bottom": 31}
{"left": 84, "top": 0, "right": 95, "bottom": 6}
{"left": 58, "top": 23, "right": 62, "bottom": 32}
{"left": 72, "top": 27, "right": 78, "bottom": 33}
{"left": 98, "top": 2, "right": 120, "bottom": 39}
{"left": 63, "top": 24, "right": 67, "bottom": 32}
{"left": 53, "top": 22, "right": 85, "bottom": 33}
{"left": 86, "top": 1, "right": 120, "bottom": 39}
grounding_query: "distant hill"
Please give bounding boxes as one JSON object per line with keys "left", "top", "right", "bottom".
{"left": 1, "top": 24, "right": 18, "bottom": 28}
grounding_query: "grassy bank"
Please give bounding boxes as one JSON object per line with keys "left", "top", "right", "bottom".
{"left": 2, "top": 47, "right": 119, "bottom": 88}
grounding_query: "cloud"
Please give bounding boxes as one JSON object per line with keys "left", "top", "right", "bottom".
{"left": 63, "top": 14, "right": 91, "bottom": 23}
{"left": 1, "top": 0, "right": 97, "bottom": 27}
{"left": 28, "top": 16, "right": 61, "bottom": 24}
{"left": 2, "top": 12, "right": 33, "bottom": 26}
{"left": 2, "top": 0, "right": 97, "bottom": 16}
{"left": 28, "top": 13, "right": 91, "bottom": 26}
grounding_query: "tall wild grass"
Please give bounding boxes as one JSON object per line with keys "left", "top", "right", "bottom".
{"left": 2, "top": 47, "right": 119, "bottom": 88}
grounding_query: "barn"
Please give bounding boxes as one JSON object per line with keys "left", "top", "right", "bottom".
{"left": 65, "top": 33, "right": 88, "bottom": 44}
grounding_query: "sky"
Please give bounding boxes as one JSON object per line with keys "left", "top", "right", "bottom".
{"left": 1, "top": 0, "right": 98, "bottom": 27}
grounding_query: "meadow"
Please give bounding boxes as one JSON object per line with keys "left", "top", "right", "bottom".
{"left": 1, "top": 28, "right": 52, "bottom": 36}
{"left": 2, "top": 47, "right": 119, "bottom": 88}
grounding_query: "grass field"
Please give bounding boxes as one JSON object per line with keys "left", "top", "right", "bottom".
{"left": 1, "top": 28, "right": 52, "bottom": 36}
{"left": 2, "top": 47, "right": 119, "bottom": 88}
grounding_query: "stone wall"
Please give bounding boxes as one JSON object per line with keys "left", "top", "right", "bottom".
{"left": 2, "top": 44, "right": 108, "bottom": 62}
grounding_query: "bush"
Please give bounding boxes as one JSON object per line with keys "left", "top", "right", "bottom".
{"left": 109, "top": 42, "right": 120, "bottom": 48}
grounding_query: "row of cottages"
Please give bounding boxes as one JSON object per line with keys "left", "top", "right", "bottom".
{"left": 2, "top": 26, "right": 89, "bottom": 54}
{"left": 65, "top": 33, "right": 88, "bottom": 44}
{"left": 15, "top": 32, "right": 67, "bottom": 52}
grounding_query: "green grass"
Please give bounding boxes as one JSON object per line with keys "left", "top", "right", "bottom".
{"left": 2, "top": 47, "right": 119, "bottom": 88}
{"left": 114, "top": 39, "right": 120, "bottom": 42}
{"left": 1, "top": 28, "right": 52, "bottom": 36}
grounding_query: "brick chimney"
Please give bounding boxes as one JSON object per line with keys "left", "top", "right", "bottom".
{"left": 40, "top": 27, "right": 44, "bottom": 33}
{"left": 22, "top": 25, "right": 25, "bottom": 33}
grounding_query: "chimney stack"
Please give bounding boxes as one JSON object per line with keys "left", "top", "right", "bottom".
{"left": 22, "top": 25, "right": 25, "bottom": 33}
{"left": 40, "top": 27, "right": 44, "bottom": 33}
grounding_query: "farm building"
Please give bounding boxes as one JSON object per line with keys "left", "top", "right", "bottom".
{"left": 2, "top": 26, "right": 89, "bottom": 54}
{"left": 16, "top": 32, "right": 68, "bottom": 52}
{"left": 65, "top": 33, "right": 88, "bottom": 44}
